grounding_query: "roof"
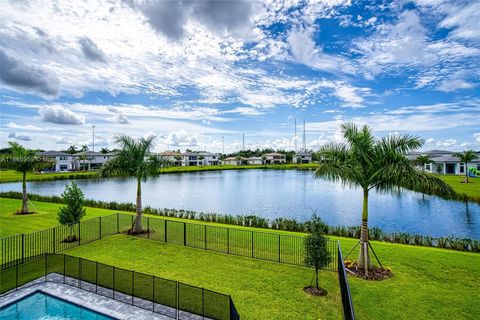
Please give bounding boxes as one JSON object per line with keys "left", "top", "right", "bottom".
{"left": 423, "top": 150, "right": 453, "bottom": 155}
{"left": 74, "top": 151, "right": 113, "bottom": 156}
{"left": 223, "top": 157, "right": 247, "bottom": 161}
{"left": 198, "top": 152, "right": 219, "bottom": 156}
{"left": 295, "top": 151, "right": 311, "bottom": 156}
{"left": 431, "top": 155, "right": 480, "bottom": 163}
{"left": 38, "top": 150, "right": 70, "bottom": 156}
{"left": 262, "top": 153, "right": 285, "bottom": 157}
{"left": 248, "top": 157, "right": 263, "bottom": 160}
{"left": 159, "top": 151, "right": 181, "bottom": 156}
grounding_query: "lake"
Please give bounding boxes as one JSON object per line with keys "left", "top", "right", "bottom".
{"left": 1, "top": 169, "right": 479, "bottom": 239}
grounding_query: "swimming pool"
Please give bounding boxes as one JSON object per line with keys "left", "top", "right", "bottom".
{"left": 0, "top": 291, "right": 115, "bottom": 320}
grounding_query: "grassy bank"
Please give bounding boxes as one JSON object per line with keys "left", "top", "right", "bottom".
{"left": 1, "top": 198, "right": 479, "bottom": 319}
{"left": 434, "top": 174, "right": 480, "bottom": 202}
{"left": 0, "top": 164, "right": 317, "bottom": 184}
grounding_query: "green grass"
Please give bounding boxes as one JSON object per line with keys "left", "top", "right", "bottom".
{"left": 0, "top": 170, "right": 98, "bottom": 183}
{"left": 2, "top": 198, "right": 479, "bottom": 319}
{"left": 434, "top": 174, "right": 480, "bottom": 201}
{"left": 66, "top": 235, "right": 341, "bottom": 320}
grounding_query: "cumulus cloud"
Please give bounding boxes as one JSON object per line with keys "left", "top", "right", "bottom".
{"left": 107, "top": 107, "right": 130, "bottom": 124}
{"left": 436, "top": 139, "right": 456, "bottom": 147}
{"left": 6, "top": 122, "right": 42, "bottom": 131}
{"left": 8, "top": 132, "right": 32, "bottom": 141}
{"left": 137, "top": 0, "right": 255, "bottom": 40}
{"left": 474, "top": 133, "right": 480, "bottom": 144}
{"left": 0, "top": 49, "right": 59, "bottom": 97}
{"left": 165, "top": 130, "right": 199, "bottom": 147}
{"left": 39, "top": 106, "right": 85, "bottom": 125}
{"left": 56, "top": 137, "right": 72, "bottom": 144}
{"left": 79, "top": 37, "right": 108, "bottom": 63}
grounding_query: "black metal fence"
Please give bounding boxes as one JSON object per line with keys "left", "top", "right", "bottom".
{"left": 337, "top": 241, "right": 355, "bottom": 320}
{"left": 0, "top": 253, "right": 239, "bottom": 320}
{"left": 1, "top": 213, "right": 338, "bottom": 271}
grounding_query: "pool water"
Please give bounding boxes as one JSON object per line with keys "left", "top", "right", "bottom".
{"left": 0, "top": 292, "right": 115, "bottom": 320}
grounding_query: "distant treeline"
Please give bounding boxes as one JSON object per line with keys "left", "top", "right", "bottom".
{"left": 1, "top": 191, "right": 478, "bottom": 253}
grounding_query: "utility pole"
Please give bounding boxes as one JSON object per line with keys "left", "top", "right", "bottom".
{"left": 242, "top": 133, "right": 245, "bottom": 151}
{"left": 303, "top": 120, "right": 306, "bottom": 151}
{"left": 222, "top": 136, "right": 225, "bottom": 154}
{"left": 92, "top": 125, "right": 95, "bottom": 152}
{"left": 294, "top": 118, "right": 297, "bottom": 152}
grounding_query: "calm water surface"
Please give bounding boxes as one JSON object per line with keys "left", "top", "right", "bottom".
{"left": 1, "top": 169, "right": 479, "bottom": 239}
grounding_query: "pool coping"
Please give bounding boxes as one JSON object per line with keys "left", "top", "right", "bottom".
{"left": 0, "top": 274, "right": 177, "bottom": 320}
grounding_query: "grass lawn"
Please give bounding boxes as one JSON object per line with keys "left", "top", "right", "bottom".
{"left": 434, "top": 174, "right": 480, "bottom": 201}
{"left": 66, "top": 235, "right": 342, "bottom": 320}
{"left": 0, "top": 170, "right": 98, "bottom": 183}
{"left": 2, "top": 198, "right": 480, "bottom": 319}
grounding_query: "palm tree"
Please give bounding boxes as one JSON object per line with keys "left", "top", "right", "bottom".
{"left": 453, "top": 150, "right": 478, "bottom": 183}
{"left": 100, "top": 134, "right": 166, "bottom": 233}
{"left": 315, "top": 123, "right": 454, "bottom": 272}
{"left": 414, "top": 155, "right": 433, "bottom": 173}
{"left": 0, "top": 142, "right": 51, "bottom": 213}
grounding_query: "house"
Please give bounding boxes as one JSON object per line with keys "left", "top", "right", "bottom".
{"left": 198, "top": 152, "right": 220, "bottom": 166}
{"left": 222, "top": 157, "right": 247, "bottom": 165}
{"left": 38, "top": 151, "right": 74, "bottom": 172}
{"left": 72, "top": 151, "right": 115, "bottom": 170}
{"left": 262, "top": 153, "right": 286, "bottom": 164}
{"left": 408, "top": 150, "right": 480, "bottom": 175}
{"left": 293, "top": 151, "right": 312, "bottom": 164}
{"left": 247, "top": 157, "right": 264, "bottom": 165}
{"left": 158, "top": 151, "right": 183, "bottom": 166}
{"left": 181, "top": 152, "right": 202, "bottom": 166}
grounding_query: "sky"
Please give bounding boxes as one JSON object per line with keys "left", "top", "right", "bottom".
{"left": 1, "top": 0, "right": 479, "bottom": 153}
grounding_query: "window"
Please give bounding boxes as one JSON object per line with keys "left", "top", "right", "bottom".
{"left": 459, "top": 163, "right": 465, "bottom": 173}
{"left": 59, "top": 164, "right": 68, "bottom": 170}
{"left": 425, "top": 164, "right": 431, "bottom": 171}
{"left": 59, "top": 156, "right": 67, "bottom": 160}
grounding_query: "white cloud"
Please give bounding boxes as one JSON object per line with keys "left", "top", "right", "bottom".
{"left": 437, "top": 79, "right": 474, "bottom": 92}
{"left": 436, "top": 139, "right": 456, "bottom": 147}
{"left": 474, "top": 133, "right": 480, "bottom": 144}
{"left": 39, "top": 106, "right": 86, "bottom": 125}
{"left": 164, "top": 130, "right": 199, "bottom": 147}
{"left": 6, "top": 122, "right": 42, "bottom": 131}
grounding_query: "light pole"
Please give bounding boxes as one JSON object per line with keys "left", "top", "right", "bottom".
{"left": 92, "top": 125, "right": 95, "bottom": 152}
{"left": 222, "top": 136, "right": 224, "bottom": 154}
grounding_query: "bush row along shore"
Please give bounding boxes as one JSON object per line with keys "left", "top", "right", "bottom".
{"left": 1, "top": 191, "right": 478, "bottom": 252}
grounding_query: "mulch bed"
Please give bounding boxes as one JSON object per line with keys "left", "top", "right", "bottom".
{"left": 303, "top": 286, "right": 328, "bottom": 296}
{"left": 14, "top": 210, "right": 36, "bottom": 215}
{"left": 61, "top": 235, "right": 78, "bottom": 243}
{"left": 345, "top": 261, "right": 393, "bottom": 280}
{"left": 126, "top": 228, "right": 152, "bottom": 235}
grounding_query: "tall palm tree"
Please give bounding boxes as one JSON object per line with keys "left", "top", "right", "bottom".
{"left": 315, "top": 123, "right": 454, "bottom": 271}
{"left": 0, "top": 142, "right": 51, "bottom": 213}
{"left": 100, "top": 134, "right": 166, "bottom": 233}
{"left": 414, "top": 155, "right": 433, "bottom": 173}
{"left": 453, "top": 150, "right": 478, "bottom": 183}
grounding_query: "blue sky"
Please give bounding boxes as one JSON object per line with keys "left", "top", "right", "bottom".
{"left": 1, "top": 0, "right": 479, "bottom": 153}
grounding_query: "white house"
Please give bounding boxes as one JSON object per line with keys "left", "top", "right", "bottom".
{"left": 247, "top": 157, "right": 264, "bottom": 165}
{"left": 72, "top": 151, "right": 115, "bottom": 170}
{"left": 293, "top": 151, "right": 312, "bottom": 164}
{"left": 180, "top": 152, "right": 220, "bottom": 166}
{"left": 38, "top": 151, "right": 74, "bottom": 172}
{"left": 262, "top": 152, "right": 286, "bottom": 164}
{"left": 222, "top": 157, "right": 247, "bottom": 165}
{"left": 198, "top": 152, "right": 220, "bottom": 166}
{"left": 408, "top": 150, "right": 480, "bottom": 175}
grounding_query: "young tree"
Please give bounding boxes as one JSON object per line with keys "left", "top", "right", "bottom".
{"left": 57, "top": 182, "right": 86, "bottom": 241}
{"left": 0, "top": 142, "right": 51, "bottom": 214}
{"left": 304, "top": 215, "right": 332, "bottom": 291}
{"left": 453, "top": 150, "right": 478, "bottom": 183}
{"left": 315, "top": 123, "right": 454, "bottom": 271}
{"left": 100, "top": 134, "right": 167, "bottom": 233}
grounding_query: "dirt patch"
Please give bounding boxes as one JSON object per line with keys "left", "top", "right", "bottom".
{"left": 345, "top": 261, "right": 393, "bottom": 280}
{"left": 14, "top": 210, "right": 36, "bottom": 215}
{"left": 303, "top": 286, "right": 328, "bottom": 296}
{"left": 126, "top": 228, "right": 152, "bottom": 236}
{"left": 61, "top": 235, "right": 78, "bottom": 243}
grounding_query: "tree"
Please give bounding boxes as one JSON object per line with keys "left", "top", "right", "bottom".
{"left": 453, "top": 150, "right": 478, "bottom": 183}
{"left": 315, "top": 123, "right": 454, "bottom": 271}
{"left": 304, "top": 215, "right": 331, "bottom": 291}
{"left": 414, "top": 155, "right": 433, "bottom": 173}
{"left": 57, "top": 182, "right": 86, "bottom": 241}
{"left": 100, "top": 147, "right": 110, "bottom": 154}
{"left": 100, "top": 134, "right": 167, "bottom": 233}
{"left": 65, "top": 145, "right": 78, "bottom": 154}
{"left": 0, "top": 142, "right": 51, "bottom": 214}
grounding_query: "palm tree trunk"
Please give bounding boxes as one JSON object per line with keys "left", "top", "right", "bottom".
{"left": 358, "top": 189, "right": 371, "bottom": 270}
{"left": 315, "top": 267, "right": 319, "bottom": 289}
{"left": 133, "top": 177, "right": 143, "bottom": 232}
{"left": 21, "top": 171, "right": 29, "bottom": 214}
{"left": 465, "top": 162, "right": 469, "bottom": 183}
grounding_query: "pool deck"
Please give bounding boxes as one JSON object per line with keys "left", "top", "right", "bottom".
{"left": 0, "top": 273, "right": 207, "bottom": 320}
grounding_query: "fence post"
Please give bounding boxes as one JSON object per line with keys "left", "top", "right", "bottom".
{"left": 164, "top": 221, "right": 167, "bottom": 243}
{"left": 204, "top": 225, "right": 207, "bottom": 250}
{"left": 99, "top": 216, "right": 102, "bottom": 239}
{"left": 78, "top": 223, "right": 81, "bottom": 246}
{"left": 278, "top": 234, "right": 281, "bottom": 263}
{"left": 202, "top": 288, "right": 205, "bottom": 318}
{"left": 63, "top": 254, "right": 66, "bottom": 284}
{"left": 251, "top": 231, "right": 254, "bottom": 258}
{"left": 147, "top": 218, "right": 150, "bottom": 239}
{"left": 113, "top": 266, "right": 116, "bottom": 299}
{"left": 131, "top": 215, "right": 134, "bottom": 230}
{"left": 96, "top": 261, "right": 98, "bottom": 294}
{"left": 16, "top": 263, "right": 18, "bottom": 290}
{"left": 53, "top": 228, "right": 56, "bottom": 254}
{"left": 183, "top": 222, "right": 186, "bottom": 246}
{"left": 44, "top": 254, "right": 47, "bottom": 282}
{"left": 227, "top": 228, "right": 230, "bottom": 254}
{"left": 117, "top": 213, "right": 119, "bottom": 234}
{"left": 176, "top": 281, "right": 179, "bottom": 320}
{"left": 79, "top": 258, "right": 82, "bottom": 289}
{"left": 21, "top": 234, "right": 24, "bottom": 264}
